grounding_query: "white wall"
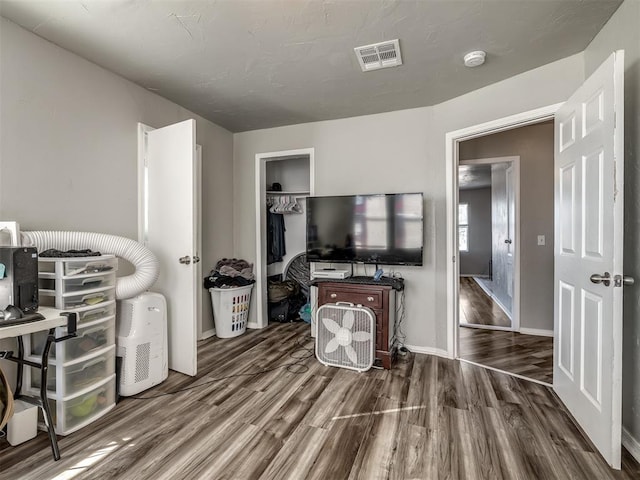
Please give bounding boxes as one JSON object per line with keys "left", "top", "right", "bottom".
{"left": 233, "top": 53, "right": 584, "bottom": 353}
{"left": 0, "top": 18, "right": 234, "bottom": 374}
{"left": 582, "top": 0, "right": 640, "bottom": 458}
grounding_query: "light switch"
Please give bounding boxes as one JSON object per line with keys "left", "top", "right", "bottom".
{"left": 537, "top": 235, "right": 545, "bottom": 246}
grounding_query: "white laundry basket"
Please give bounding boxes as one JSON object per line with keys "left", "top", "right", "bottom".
{"left": 209, "top": 285, "right": 253, "bottom": 338}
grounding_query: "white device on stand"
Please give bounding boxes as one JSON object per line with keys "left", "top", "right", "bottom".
{"left": 311, "top": 268, "right": 351, "bottom": 280}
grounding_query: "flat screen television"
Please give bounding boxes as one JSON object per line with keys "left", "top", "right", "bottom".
{"left": 306, "top": 192, "right": 424, "bottom": 266}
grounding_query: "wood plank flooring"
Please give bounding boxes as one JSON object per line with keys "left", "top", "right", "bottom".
{"left": 459, "top": 277, "right": 511, "bottom": 327}
{"left": 458, "top": 326, "right": 554, "bottom": 384}
{"left": 2, "top": 322, "right": 638, "bottom": 480}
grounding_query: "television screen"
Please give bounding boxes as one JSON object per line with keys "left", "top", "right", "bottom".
{"left": 306, "top": 193, "right": 423, "bottom": 266}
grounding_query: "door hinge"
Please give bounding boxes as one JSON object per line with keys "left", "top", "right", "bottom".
{"left": 452, "top": 256, "right": 456, "bottom": 263}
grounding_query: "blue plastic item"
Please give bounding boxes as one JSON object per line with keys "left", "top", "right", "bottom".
{"left": 299, "top": 303, "right": 312, "bottom": 323}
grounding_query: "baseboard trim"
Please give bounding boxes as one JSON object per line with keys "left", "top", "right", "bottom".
{"left": 622, "top": 427, "right": 640, "bottom": 464}
{"left": 460, "top": 323, "right": 514, "bottom": 332}
{"left": 198, "top": 329, "right": 216, "bottom": 340}
{"left": 404, "top": 344, "right": 451, "bottom": 359}
{"left": 519, "top": 327, "right": 554, "bottom": 337}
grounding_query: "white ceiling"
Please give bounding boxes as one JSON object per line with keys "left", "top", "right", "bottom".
{"left": 0, "top": 0, "right": 622, "bottom": 132}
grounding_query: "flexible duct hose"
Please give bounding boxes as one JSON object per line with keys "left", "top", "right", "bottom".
{"left": 22, "top": 231, "right": 159, "bottom": 300}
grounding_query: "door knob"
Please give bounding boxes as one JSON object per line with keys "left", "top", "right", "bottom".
{"left": 614, "top": 275, "right": 635, "bottom": 287}
{"left": 504, "top": 239, "right": 512, "bottom": 244}
{"left": 193, "top": 256, "right": 201, "bottom": 264}
{"left": 179, "top": 256, "right": 191, "bottom": 265}
{"left": 590, "top": 272, "right": 611, "bottom": 286}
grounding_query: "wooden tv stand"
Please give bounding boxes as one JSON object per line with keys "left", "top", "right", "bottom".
{"left": 314, "top": 277, "right": 403, "bottom": 369}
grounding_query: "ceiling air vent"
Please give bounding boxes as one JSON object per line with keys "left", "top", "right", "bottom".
{"left": 354, "top": 39, "right": 402, "bottom": 72}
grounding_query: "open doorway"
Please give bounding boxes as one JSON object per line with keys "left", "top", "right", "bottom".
{"left": 458, "top": 156, "right": 519, "bottom": 330}
{"left": 455, "top": 121, "right": 555, "bottom": 385}
{"left": 253, "top": 148, "right": 314, "bottom": 329}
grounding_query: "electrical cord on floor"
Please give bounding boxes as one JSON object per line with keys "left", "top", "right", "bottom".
{"left": 126, "top": 334, "right": 315, "bottom": 400}
{"left": 395, "top": 288, "right": 407, "bottom": 348}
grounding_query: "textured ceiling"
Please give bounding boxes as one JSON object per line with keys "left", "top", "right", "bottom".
{"left": 459, "top": 164, "right": 492, "bottom": 190}
{"left": 0, "top": 0, "right": 622, "bottom": 132}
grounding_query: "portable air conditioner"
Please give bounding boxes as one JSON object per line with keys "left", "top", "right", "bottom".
{"left": 116, "top": 292, "right": 168, "bottom": 396}
{"left": 315, "top": 302, "right": 375, "bottom": 372}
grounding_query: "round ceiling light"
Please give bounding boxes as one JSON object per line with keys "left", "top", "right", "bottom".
{"left": 464, "top": 50, "right": 486, "bottom": 68}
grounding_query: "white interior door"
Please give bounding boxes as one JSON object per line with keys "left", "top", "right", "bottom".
{"left": 491, "top": 163, "right": 513, "bottom": 316}
{"left": 505, "top": 164, "right": 515, "bottom": 299}
{"left": 554, "top": 51, "right": 624, "bottom": 468}
{"left": 142, "top": 119, "right": 198, "bottom": 377}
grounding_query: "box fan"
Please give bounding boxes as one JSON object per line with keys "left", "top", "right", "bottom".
{"left": 315, "top": 302, "right": 375, "bottom": 372}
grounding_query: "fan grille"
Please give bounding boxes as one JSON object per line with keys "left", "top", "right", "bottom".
{"left": 315, "top": 303, "right": 375, "bottom": 372}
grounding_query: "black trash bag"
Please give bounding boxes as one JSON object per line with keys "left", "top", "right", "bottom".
{"left": 268, "top": 291, "right": 307, "bottom": 323}
{"left": 268, "top": 280, "right": 299, "bottom": 303}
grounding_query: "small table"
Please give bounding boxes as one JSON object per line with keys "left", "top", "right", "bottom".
{"left": 0, "top": 307, "right": 77, "bottom": 461}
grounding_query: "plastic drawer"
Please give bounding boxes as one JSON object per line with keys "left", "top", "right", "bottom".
{"left": 38, "top": 256, "right": 117, "bottom": 276}
{"left": 29, "top": 317, "right": 115, "bottom": 361}
{"left": 36, "top": 375, "right": 116, "bottom": 436}
{"left": 27, "top": 345, "right": 116, "bottom": 397}
{"left": 75, "top": 301, "right": 116, "bottom": 326}
{"left": 39, "top": 286, "right": 115, "bottom": 310}
{"left": 39, "top": 274, "right": 115, "bottom": 293}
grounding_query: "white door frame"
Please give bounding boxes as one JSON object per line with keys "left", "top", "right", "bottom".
{"left": 137, "top": 123, "right": 203, "bottom": 338}
{"left": 445, "top": 104, "right": 562, "bottom": 358}
{"left": 252, "top": 148, "right": 315, "bottom": 329}
{"left": 458, "top": 156, "right": 520, "bottom": 332}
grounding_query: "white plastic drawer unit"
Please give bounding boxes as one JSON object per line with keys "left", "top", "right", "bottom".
{"left": 28, "top": 317, "right": 116, "bottom": 361}
{"left": 38, "top": 255, "right": 118, "bottom": 276}
{"left": 39, "top": 274, "right": 116, "bottom": 293}
{"left": 33, "top": 375, "right": 116, "bottom": 436}
{"left": 27, "top": 345, "right": 116, "bottom": 397}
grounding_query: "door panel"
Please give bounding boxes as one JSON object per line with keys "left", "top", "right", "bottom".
{"left": 582, "top": 150, "right": 604, "bottom": 259}
{"left": 144, "top": 119, "right": 198, "bottom": 377}
{"left": 506, "top": 165, "right": 514, "bottom": 298}
{"left": 558, "top": 280, "right": 575, "bottom": 379}
{"left": 560, "top": 164, "right": 576, "bottom": 254}
{"left": 553, "top": 51, "right": 624, "bottom": 469}
{"left": 580, "top": 290, "right": 602, "bottom": 407}
{"left": 490, "top": 163, "right": 513, "bottom": 316}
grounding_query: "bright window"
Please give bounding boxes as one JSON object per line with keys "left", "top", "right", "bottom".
{"left": 459, "top": 203, "right": 469, "bottom": 252}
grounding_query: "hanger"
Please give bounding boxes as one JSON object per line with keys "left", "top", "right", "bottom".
{"left": 267, "top": 194, "right": 303, "bottom": 214}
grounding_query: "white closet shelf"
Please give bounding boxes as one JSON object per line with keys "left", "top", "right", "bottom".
{"left": 266, "top": 190, "right": 310, "bottom": 195}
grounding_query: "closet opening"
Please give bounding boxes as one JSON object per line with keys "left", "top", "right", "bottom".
{"left": 253, "top": 148, "right": 315, "bottom": 329}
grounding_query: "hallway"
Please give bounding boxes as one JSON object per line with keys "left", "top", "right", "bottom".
{"left": 459, "top": 276, "right": 553, "bottom": 384}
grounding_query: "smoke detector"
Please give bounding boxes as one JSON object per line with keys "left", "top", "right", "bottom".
{"left": 354, "top": 39, "right": 403, "bottom": 72}
{"left": 464, "top": 50, "right": 486, "bottom": 67}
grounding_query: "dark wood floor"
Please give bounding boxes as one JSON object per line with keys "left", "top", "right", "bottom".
{"left": 459, "top": 276, "right": 511, "bottom": 327}
{"left": 2, "top": 322, "right": 638, "bottom": 479}
{"left": 459, "top": 326, "right": 554, "bottom": 384}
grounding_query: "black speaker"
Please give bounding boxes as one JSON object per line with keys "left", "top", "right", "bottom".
{"left": 0, "top": 246, "right": 39, "bottom": 312}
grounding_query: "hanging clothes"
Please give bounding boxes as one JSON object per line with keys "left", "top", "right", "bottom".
{"left": 267, "top": 206, "right": 286, "bottom": 264}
